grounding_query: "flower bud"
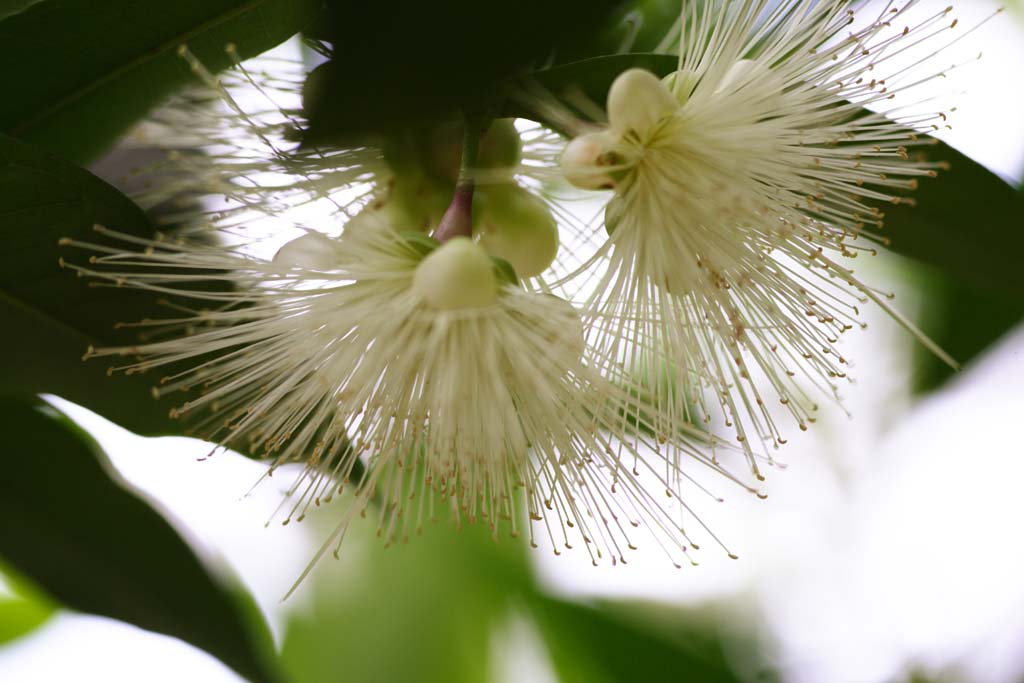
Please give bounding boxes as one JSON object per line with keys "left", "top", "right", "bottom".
{"left": 272, "top": 232, "right": 343, "bottom": 271}
{"left": 607, "top": 68, "right": 678, "bottom": 135}
{"left": 477, "top": 118, "right": 522, "bottom": 170}
{"left": 379, "top": 177, "right": 451, "bottom": 233}
{"left": 474, "top": 184, "right": 559, "bottom": 278}
{"left": 560, "top": 131, "right": 618, "bottom": 190}
{"left": 417, "top": 118, "right": 523, "bottom": 186}
{"left": 413, "top": 237, "right": 497, "bottom": 309}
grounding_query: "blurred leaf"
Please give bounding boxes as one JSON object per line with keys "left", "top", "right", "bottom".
{"left": 0, "top": 0, "right": 40, "bottom": 20}
{"left": 281, "top": 508, "right": 532, "bottom": 683}
{"left": 883, "top": 142, "right": 1024, "bottom": 296}
{"left": 553, "top": 0, "right": 685, "bottom": 64}
{"left": 886, "top": 147, "right": 1024, "bottom": 389}
{"left": 303, "top": 0, "right": 620, "bottom": 142}
{"left": 504, "top": 53, "right": 678, "bottom": 130}
{"left": 910, "top": 260, "right": 1024, "bottom": 392}
{"left": 0, "top": 563, "right": 56, "bottom": 645}
{"left": 530, "top": 595, "right": 754, "bottom": 683}
{"left": 0, "top": 0, "right": 318, "bottom": 164}
{"left": 0, "top": 397, "right": 280, "bottom": 682}
{"left": 0, "top": 133, "right": 187, "bottom": 436}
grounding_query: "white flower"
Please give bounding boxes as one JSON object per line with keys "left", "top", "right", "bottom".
{"left": 63, "top": 1, "right": 993, "bottom": 576}
{"left": 555, "top": 0, "right": 979, "bottom": 472}
{"left": 63, "top": 219, "right": 752, "bottom": 583}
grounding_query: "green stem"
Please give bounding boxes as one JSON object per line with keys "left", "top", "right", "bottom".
{"left": 433, "top": 110, "right": 485, "bottom": 243}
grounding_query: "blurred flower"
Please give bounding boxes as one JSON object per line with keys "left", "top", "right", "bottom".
{"left": 555, "top": 0, "right": 974, "bottom": 473}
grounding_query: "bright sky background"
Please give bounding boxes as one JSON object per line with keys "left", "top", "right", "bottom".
{"left": 1, "top": 1, "right": 1022, "bottom": 681}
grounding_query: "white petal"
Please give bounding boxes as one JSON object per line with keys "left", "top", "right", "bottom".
{"left": 272, "top": 232, "right": 343, "bottom": 270}
{"left": 607, "top": 68, "right": 678, "bottom": 135}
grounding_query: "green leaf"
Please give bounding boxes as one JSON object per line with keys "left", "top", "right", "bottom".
{"left": 0, "top": 133, "right": 185, "bottom": 436}
{"left": 553, "top": 0, "right": 687, "bottom": 64}
{"left": 884, "top": 146, "right": 1024, "bottom": 389}
{"left": 883, "top": 142, "right": 1024, "bottom": 295}
{"left": 910, "top": 261, "right": 1024, "bottom": 392}
{"left": 0, "top": 563, "right": 56, "bottom": 645}
{"left": 0, "top": 0, "right": 40, "bottom": 20}
{"left": 281, "top": 509, "right": 532, "bottom": 683}
{"left": 529, "top": 596, "right": 762, "bottom": 683}
{"left": 0, "top": 0, "right": 318, "bottom": 164}
{"left": 505, "top": 53, "right": 678, "bottom": 129}
{"left": 303, "top": 0, "right": 620, "bottom": 141}
{"left": 0, "top": 397, "right": 280, "bottom": 683}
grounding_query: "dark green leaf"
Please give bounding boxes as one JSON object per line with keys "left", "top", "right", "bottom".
{"left": 884, "top": 146, "right": 1024, "bottom": 388}
{"left": 910, "top": 261, "right": 1024, "bottom": 392}
{"left": 883, "top": 142, "right": 1024, "bottom": 295}
{"left": 0, "top": 133, "right": 189, "bottom": 436}
{"left": 0, "top": 0, "right": 318, "bottom": 163}
{"left": 304, "top": 0, "right": 620, "bottom": 141}
{"left": 504, "top": 53, "right": 678, "bottom": 130}
{"left": 553, "top": 0, "right": 686, "bottom": 64}
{"left": 0, "top": 0, "right": 40, "bottom": 20}
{"left": 0, "top": 397, "right": 280, "bottom": 683}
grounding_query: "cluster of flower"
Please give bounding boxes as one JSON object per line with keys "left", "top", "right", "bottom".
{"left": 63, "top": 0, "right": 979, "bottom": 572}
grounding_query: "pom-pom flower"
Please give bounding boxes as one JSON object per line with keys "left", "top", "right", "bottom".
{"left": 63, "top": 218, "right": 752, "bottom": 585}
{"left": 553, "top": 0, "right": 981, "bottom": 468}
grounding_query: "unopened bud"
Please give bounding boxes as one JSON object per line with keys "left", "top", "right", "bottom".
{"left": 413, "top": 237, "right": 497, "bottom": 309}
{"left": 560, "top": 131, "right": 619, "bottom": 190}
{"left": 417, "top": 118, "right": 523, "bottom": 186}
{"left": 475, "top": 184, "right": 558, "bottom": 278}
{"left": 381, "top": 178, "right": 450, "bottom": 233}
{"left": 477, "top": 118, "right": 522, "bottom": 171}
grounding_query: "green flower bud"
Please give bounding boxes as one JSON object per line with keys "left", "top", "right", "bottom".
{"left": 474, "top": 184, "right": 559, "bottom": 278}
{"left": 477, "top": 118, "right": 522, "bottom": 170}
{"left": 379, "top": 177, "right": 451, "bottom": 233}
{"left": 416, "top": 118, "right": 524, "bottom": 186}
{"left": 413, "top": 237, "right": 497, "bottom": 309}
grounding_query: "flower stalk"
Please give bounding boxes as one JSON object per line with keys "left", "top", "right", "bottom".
{"left": 432, "top": 109, "right": 484, "bottom": 243}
